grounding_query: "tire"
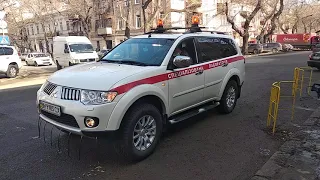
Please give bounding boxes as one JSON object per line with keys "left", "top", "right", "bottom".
{"left": 34, "top": 61, "right": 38, "bottom": 67}
{"left": 56, "top": 61, "right": 62, "bottom": 70}
{"left": 116, "top": 103, "right": 163, "bottom": 162}
{"left": 272, "top": 48, "right": 278, "bottom": 53}
{"left": 218, "top": 80, "right": 239, "bottom": 114}
{"left": 6, "top": 65, "right": 18, "bottom": 78}
{"left": 253, "top": 49, "right": 258, "bottom": 54}
{"left": 317, "top": 67, "right": 320, "bottom": 71}
{"left": 26, "top": 61, "right": 29, "bottom": 66}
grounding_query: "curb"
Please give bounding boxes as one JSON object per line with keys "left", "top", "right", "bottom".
{"left": 251, "top": 106, "right": 320, "bottom": 180}
{"left": 0, "top": 77, "right": 47, "bottom": 90}
{"left": 244, "top": 50, "right": 306, "bottom": 58}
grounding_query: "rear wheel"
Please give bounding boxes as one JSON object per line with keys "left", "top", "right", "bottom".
{"left": 116, "top": 103, "right": 163, "bottom": 162}
{"left": 26, "top": 61, "right": 29, "bottom": 66}
{"left": 34, "top": 61, "right": 38, "bottom": 67}
{"left": 272, "top": 48, "right": 278, "bottom": 53}
{"left": 253, "top": 49, "right": 258, "bottom": 54}
{"left": 56, "top": 61, "right": 62, "bottom": 70}
{"left": 218, "top": 80, "right": 239, "bottom": 114}
{"left": 6, "top": 65, "right": 18, "bottom": 78}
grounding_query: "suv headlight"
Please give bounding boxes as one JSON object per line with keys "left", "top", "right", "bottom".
{"left": 80, "top": 90, "right": 117, "bottom": 105}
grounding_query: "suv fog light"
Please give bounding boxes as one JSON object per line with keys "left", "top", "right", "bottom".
{"left": 85, "top": 117, "right": 99, "bottom": 128}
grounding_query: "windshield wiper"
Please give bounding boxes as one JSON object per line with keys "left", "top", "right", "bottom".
{"left": 117, "top": 60, "right": 150, "bottom": 66}
{"left": 100, "top": 59, "right": 151, "bottom": 66}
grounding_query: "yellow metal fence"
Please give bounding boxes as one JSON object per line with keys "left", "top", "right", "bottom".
{"left": 267, "top": 67, "right": 314, "bottom": 134}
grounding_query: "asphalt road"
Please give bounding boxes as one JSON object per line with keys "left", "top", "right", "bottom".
{"left": 1, "top": 51, "right": 320, "bottom": 180}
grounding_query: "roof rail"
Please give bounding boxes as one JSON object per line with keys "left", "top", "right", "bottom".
{"left": 145, "top": 15, "right": 227, "bottom": 36}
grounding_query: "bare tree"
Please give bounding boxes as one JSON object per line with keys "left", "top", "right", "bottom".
{"left": 262, "top": 0, "right": 284, "bottom": 42}
{"left": 225, "top": 0, "right": 262, "bottom": 54}
{"left": 65, "top": 0, "right": 96, "bottom": 37}
{"left": 257, "top": 0, "right": 278, "bottom": 43}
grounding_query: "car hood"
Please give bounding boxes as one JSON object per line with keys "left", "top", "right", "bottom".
{"left": 47, "top": 62, "right": 155, "bottom": 91}
{"left": 70, "top": 52, "right": 98, "bottom": 59}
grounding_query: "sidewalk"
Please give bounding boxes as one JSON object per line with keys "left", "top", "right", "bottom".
{"left": 252, "top": 106, "right": 320, "bottom": 180}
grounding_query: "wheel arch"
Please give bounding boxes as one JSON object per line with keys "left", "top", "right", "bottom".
{"left": 219, "top": 70, "right": 242, "bottom": 99}
{"left": 106, "top": 84, "right": 168, "bottom": 131}
{"left": 9, "top": 62, "right": 18, "bottom": 66}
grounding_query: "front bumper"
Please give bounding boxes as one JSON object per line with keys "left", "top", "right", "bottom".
{"left": 307, "top": 60, "right": 320, "bottom": 68}
{"left": 37, "top": 90, "right": 117, "bottom": 136}
{"left": 37, "top": 61, "right": 52, "bottom": 65}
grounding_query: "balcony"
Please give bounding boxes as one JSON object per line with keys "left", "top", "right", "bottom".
{"left": 68, "top": 31, "right": 84, "bottom": 36}
{"left": 97, "top": 27, "right": 112, "bottom": 35}
{"left": 96, "top": 18, "right": 112, "bottom": 35}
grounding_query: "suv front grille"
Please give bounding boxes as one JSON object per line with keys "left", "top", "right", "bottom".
{"left": 43, "top": 82, "right": 57, "bottom": 95}
{"left": 61, "top": 87, "right": 80, "bottom": 101}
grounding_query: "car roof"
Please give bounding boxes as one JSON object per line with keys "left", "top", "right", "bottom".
{"left": 0, "top": 45, "right": 14, "bottom": 48}
{"left": 132, "top": 32, "right": 233, "bottom": 40}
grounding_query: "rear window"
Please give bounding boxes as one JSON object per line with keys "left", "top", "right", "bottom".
{"left": 0, "top": 47, "right": 13, "bottom": 56}
{"left": 196, "top": 37, "right": 238, "bottom": 62}
{"left": 33, "top": 53, "right": 46, "bottom": 57}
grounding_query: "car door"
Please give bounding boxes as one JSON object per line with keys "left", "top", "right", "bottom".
{"left": 195, "top": 37, "right": 236, "bottom": 100}
{"left": 0, "top": 47, "right": 9, "bottom": 72}
{"left": 167, "top": 37, "right": 205, "bottom": 115}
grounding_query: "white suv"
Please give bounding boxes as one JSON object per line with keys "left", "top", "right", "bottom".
{"left": 0, "top": 45, "right": 22, "bottom": 78}
{"left": 37, "top": 18, "right": 245, "bottom": 161}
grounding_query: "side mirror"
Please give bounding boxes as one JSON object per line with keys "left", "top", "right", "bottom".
{"left": 64, "top": 49, "right": 69, "bottom": 53}
{"left": 173, "top": 56, "right": 192, "bottom": 68}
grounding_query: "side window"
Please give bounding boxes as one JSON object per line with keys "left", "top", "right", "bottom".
{"left": 172, "top": 38, "right": 197, "bottom": 65}
{"left": 3, "top": 47, "right": 13, "bottom": 55}
{"left": 0, "top": 47, "right": 4, "bottom": 56}
{"left": 220, "top": 38, "right": 238, "bottom": 58}
{"left": 196, "top": 37, "right": 221, "bottom": 62}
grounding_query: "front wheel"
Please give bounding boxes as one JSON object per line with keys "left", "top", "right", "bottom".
{"left": 6, "top": 65, "right": 18, "bottom": 78}
{"left": 218, "top": 80, "right": 239, "bottom": 114}
{"left": 34, "top": 61, "right": 38, "bottom": 67}
{"left": 116, "top": 103, "right": 163, "bottom": 162}
{"left": 272, "top": 48, "right": 278, "bottom": 53}
{"left": 253, "top": 49, "right": 258, "bottom": 54}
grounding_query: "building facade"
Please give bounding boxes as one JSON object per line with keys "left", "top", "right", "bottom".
{"left": 15, "top": 0, "right": 263, "bottom": 52}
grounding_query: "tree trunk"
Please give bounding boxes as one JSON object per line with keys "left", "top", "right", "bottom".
{"left": 125, "top": 0, "right": 132, "bottom": 39}
{"left": 41, "top": 23, "right": 51, "bottom": 56}
{"left": 242, "top": 34, "right": 249, "bottom": 55}
{"left": 142, "top": 0, "right": 146, "bottom": 33}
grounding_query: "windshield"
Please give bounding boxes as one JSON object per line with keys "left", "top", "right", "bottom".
{"left": 69, "top": 44, "right": 94, "bottom": 53}
{"left": 101, "top": 38, "right": 175, "bottom": 66}
{"left": 33, "top": 54, "right": 46, "bottom": 57}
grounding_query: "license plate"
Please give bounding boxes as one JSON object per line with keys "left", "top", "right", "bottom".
{"left": 39, "top": 101, "right": 61, "bottom": 116}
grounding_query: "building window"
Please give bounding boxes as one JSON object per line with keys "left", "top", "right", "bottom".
{"left": 124, "top": 0, "right": 128, "bottom": 6}
{"left": 136, "top": 15, "right": 141, "bottom": 28}
{"left": 36, "top": 25, "right": 39, "bottom": 34}
{"left": 31, "top": 26, "right": 34, "bottom": 35}
{"left": 204, "top": 14, "right": 209, "bottom": 25}
{"left": 160, "top": 12, "right": 165, "bottom": 19}
{"left": 48, "top": 23, "right": 51, "bottom": 32}
{"left": 66, "top": 21, "right": 70, "bottom": 31}
{"left": 135, "top": 0, "right": 140, "bottom": 4}
{"left": 118, "top": 19, "right": 123, "bottom": 30}
{"left": 60, "top": 22, "right": 63, "bottom": 31}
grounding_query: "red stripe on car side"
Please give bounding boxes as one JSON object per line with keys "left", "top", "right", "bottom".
{"left": 111, "top": 55, "right": 244, "bottom": 94}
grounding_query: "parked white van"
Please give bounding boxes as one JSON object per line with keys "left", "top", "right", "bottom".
{"left": 53, "top": 36, "right": 99, "bottom": 70}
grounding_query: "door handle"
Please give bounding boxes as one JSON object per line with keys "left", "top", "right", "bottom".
{"left": 195, "top": 69, "right": 203, "bottom": 75}
{"left": 222, "top": 62, "right": 228, "bottom": 67}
